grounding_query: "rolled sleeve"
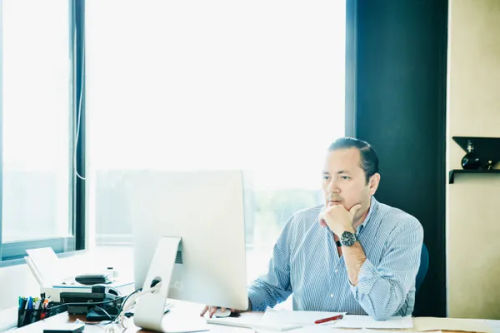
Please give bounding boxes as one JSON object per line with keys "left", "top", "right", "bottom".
{"left": 248, "top": 284, "right": 271, "bottom": 312}
{"left": 350, "top": 218, "right": 423, "bottom": 320}
{"left": 350, "top": 259, "right": 379, "bottom": 296}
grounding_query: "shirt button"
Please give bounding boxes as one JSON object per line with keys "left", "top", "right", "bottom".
{"left": 330, "top": 294, "right": 334, "bottom": 298}
{"left": 335, "top": 269, "right": 339, "bottom": 273}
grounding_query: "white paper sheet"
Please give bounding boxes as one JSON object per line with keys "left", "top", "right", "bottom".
{"left": 329, "top": 315, "right": 413, "bottom": 329}
{"left": 360, "top": 330, "right": 419, "bottom": 333}
{"left": 163, "top": 313, "right": 209, "bottom": 333}
{"left": 26, "top": 247, "right": 62, "bottom": 287}
{"left": 256, "top": 327, "right": 347, "bottom": 333}
{"left": 160, "top": 301, "right": 210, "bottom": 333}
{"left": 207, "top": 317, "right": 301, "bottom": 331}
{"left": 262, "top": 309, "right": 346, "bottom": 326}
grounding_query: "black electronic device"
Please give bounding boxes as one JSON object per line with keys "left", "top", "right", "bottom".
{"left": 86, "top": 308, "right": 113, "bottom": 321}
{"left": 60, "top": 285, "right": 121, "bottom": 315}
{"left": 75, "top": 274, "right": 111, "bottom": 285}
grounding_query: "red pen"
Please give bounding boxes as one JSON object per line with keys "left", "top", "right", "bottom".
{"left": 314, "top": 314, "right": 343, "bottom": 324}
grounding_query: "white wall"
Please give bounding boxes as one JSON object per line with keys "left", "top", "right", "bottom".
{"left": 447, "top": 0, "right": 500, "bottom": 319}
{"left": 0, "top": 264, "right": 40, "bottom": 309}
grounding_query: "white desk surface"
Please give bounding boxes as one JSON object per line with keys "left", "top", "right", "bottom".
{"left": 5, "top": 300, "right": 500, "bottom": 333}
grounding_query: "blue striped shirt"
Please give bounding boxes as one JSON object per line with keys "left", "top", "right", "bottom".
{"left": 248, "top": 197, "right": 423, "bottom": 320}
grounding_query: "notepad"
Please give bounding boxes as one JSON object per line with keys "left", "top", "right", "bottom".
{"left": 162, "top": 309, "right": 210, "bottom": 333}
{"left": 330, "top": 315, "right": 413, "bottom": 329}
{"left": 206, "top": 317, "right": 301, "bottom": 331}
{"left": 262, "top": 309, "right": 346, "bottom": 326}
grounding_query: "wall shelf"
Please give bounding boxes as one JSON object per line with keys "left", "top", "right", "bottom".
{"left": 449, "top": 136, "right": 500, "bottom": 184}
{"left": 449, "top": 169, "right": 500, "bottom": 184}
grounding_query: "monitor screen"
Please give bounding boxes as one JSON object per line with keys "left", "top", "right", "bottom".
{"left": 129, "top": 170, "right": 248, "bottom": 311}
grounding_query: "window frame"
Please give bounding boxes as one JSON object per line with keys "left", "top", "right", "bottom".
{"left": 0, "top": 0, "right": 86, "bottom": 265}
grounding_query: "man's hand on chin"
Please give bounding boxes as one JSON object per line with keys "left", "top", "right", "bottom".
{"left": 319, "top": 203, "right": 362, "bottom": 236}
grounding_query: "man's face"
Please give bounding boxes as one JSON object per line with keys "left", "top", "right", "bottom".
{"left": 321, "top": 148, "right": 379, "bottom": 224}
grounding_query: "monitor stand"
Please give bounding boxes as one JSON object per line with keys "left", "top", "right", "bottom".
{"left": 134, "top": 236, "right": 182, "bottom": 331}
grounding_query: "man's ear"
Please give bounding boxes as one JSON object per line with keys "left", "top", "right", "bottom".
{"left": 368, "top": 173, "right": 380, "bottom": 196}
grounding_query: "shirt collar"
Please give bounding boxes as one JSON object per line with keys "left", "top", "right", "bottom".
{"left": 355, "top": 196, "right": 378, "bottom": 235}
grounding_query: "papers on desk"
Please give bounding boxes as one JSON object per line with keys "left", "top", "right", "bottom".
{"left": 202, "top": 309, "right": 500, "bottom": 333}
{"left": 264, "top": 310, "right": 412, "bottom": 329}
{"left": 208, "top": 311, "right": 495, "bottom": 333}
{"left": 162, "top": 311, "right": 209, "bottom": 333}
{"left": 262, "top": 309, "right": 345, "bottom": 326}
{"left": 206, "top": 316, "right": 301, "bottom": 331}
{"left": 332, "top": 315, "right": 413, "bottom": 329}
{"left": 157, "top": 301, "right": 211, "bottom": 333}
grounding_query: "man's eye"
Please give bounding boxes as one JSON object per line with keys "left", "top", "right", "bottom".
{"left": 322, "top": 175, "right": 330, "bottom": 180}
{"left": 341, "top": 176, "right": 351, "bottom": 180}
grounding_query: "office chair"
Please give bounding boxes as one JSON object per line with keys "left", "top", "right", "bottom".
{"left": 416, "top": 243, "right": 429, "bottom": 291}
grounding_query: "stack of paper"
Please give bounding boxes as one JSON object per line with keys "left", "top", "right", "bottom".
{"left": 162, "top": 306, "right": 209, "bottom": 333}
{"left": 25, "top": 247, "right": 64, "bottom": 288}
{"left": 262, "top": 310, "right": 413, "bottom": 330}
{"left": 331, "top": 315, "right": 413, "bottom": 329}
{"left": 262, "top": 309, "right": 346, "bottom": 326}
{"left": 206, "top": 316, "right": 301, "bottom": 331}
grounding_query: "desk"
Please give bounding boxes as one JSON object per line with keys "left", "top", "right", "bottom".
{"left": 11, "top": 311, "right": 260, "bottom": 333}
{"left": 10, "top": 312, "right": 500, "bottom": 333}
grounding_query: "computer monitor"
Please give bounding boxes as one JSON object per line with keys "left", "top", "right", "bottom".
{"left": 129, "top": 170, "right": 248, "bottom": 328}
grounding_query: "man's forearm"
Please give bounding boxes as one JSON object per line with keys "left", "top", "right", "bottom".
{"left": 342, "top": 241, "right": 366, "bottom": 285}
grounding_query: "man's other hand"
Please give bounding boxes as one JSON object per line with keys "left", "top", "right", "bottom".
{"left": 200, "top": 305, "right": 234, "bottom": 318}
{"left": 319, "top": 203, "right": 361, "bottom": 235}
{"left": 200, "top": 298, "right": 252, "bottom": 318}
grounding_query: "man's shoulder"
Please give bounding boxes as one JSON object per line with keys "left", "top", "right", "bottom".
{"left": 278, "top": 205, "right": 323, "bottom": 243}
{"left": 292, "top": 205, "right": 323, "bottom": 220}
{"left": 375, "top": 200, "right": 422, "bottom": 232}
{"left": 286, "top": 205, "right": 323, "bottom": 228}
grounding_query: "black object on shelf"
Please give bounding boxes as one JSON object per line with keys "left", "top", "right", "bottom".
{"left": 453, "top": 136, "right": 500, "bottom": 169}
{"left": 450, "top": 136, "right": 500, "bottom": 184}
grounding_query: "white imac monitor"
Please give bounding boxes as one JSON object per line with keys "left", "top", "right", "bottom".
{"left": 130, "top": 170, "right": 248, "bottom": 328}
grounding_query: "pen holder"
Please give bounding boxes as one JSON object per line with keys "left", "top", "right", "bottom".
{"left": 17, "top": 295, "right": 61, "bottom": 328}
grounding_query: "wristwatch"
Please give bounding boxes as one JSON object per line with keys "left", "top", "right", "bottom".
{"left": 340, "top": 231, "right": 358, "bottom": 247}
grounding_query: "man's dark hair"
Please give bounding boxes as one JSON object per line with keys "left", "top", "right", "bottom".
{"left": 328, "top": 137, "right": 379, "bottom": 184}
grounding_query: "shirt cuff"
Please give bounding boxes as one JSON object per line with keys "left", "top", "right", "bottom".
{"left": 349, "top": 258, "right": 379, "bottom": 298}
{"left": 248, "top": 286, "right": 268, "bottom": 312}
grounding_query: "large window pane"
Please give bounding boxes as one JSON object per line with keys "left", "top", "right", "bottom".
{"left": 2, "top": 0, "right": 71, "bottom": 242}
{"left": 87, "top": 0, "right": 345, "bottom": 280}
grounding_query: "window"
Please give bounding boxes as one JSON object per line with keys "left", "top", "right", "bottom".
{"left": 87, "top": 0, "right": 345, "bottom": 281}
{"left": 0, "top": 0, "right": 85, "bottom": 262}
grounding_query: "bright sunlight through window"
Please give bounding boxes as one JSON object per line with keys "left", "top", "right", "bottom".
{"left": 86, "top": 0, "right": 345, "bottom": 283}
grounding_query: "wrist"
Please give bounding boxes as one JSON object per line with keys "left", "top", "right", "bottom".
{"left": 337, "top": 224, "right": 355, "bottom": 235}
{"left": 345, "top": 226, "right": 355, "bottom": 233}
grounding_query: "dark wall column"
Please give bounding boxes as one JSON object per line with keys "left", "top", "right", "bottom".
{"left": 346, "top": 0, "right": 448, "bottom": 316}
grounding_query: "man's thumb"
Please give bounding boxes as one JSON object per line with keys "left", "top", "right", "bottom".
{"left": 349, "top": 204, "right": 362, "bottom": 218}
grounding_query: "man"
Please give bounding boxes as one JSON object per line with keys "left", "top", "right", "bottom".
{"left": 202, "top": 137, "right": 423, "bottom": 320}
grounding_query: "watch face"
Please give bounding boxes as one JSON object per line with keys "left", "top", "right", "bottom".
{"left": 341, "top": 231, "right": 357, "bottom": 246}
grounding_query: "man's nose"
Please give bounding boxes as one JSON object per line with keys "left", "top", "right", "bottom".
{"left": 327, "top": 178, "right": 340, "bottom": 193}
